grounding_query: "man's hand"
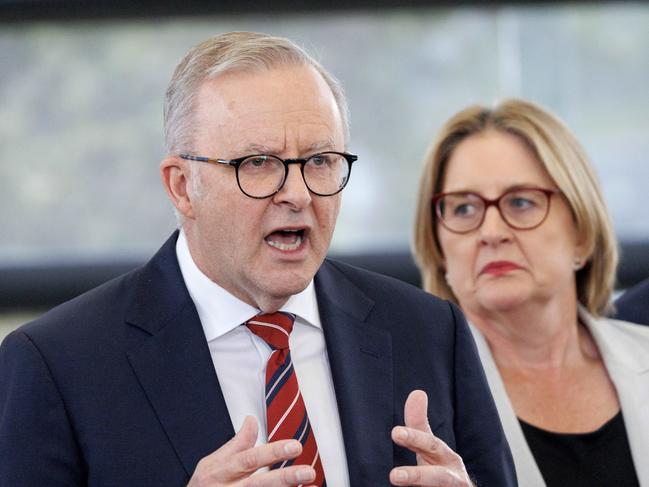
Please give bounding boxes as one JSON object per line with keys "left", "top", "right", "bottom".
{"left": 390, "top": 390, "right": 474, "bottom": 486}
{"left": 188, "top": 416, "right": 317, "bottom": 487}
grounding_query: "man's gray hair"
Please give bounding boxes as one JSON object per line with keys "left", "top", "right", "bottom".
{"left": 163, "top": 31, "right": 350, "bottom": 156}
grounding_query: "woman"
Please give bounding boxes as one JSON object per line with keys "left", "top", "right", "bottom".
{"left": 414, "top": 99, "right": 649, "bottom": 486}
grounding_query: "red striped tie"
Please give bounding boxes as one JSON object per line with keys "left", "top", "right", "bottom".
{"left": 246, "top": 312, "right": 326, "bottom": 486}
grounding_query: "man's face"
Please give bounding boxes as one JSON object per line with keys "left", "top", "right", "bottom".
{"left": 172, "top": 65, "right": 345, "bottom": 311}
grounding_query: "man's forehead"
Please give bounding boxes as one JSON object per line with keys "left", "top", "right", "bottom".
{"left": 198, "top": 71, "right": 338, "bottom": 123}
{"left": 197, "top": 65, "right": 333, "bottom": 105}
{"left": 193, "top": 66, "right": 344, "bottom": 154}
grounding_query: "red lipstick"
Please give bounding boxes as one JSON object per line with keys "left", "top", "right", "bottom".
{"left": 480, "top": 261, "right": 522, "bottom": 276}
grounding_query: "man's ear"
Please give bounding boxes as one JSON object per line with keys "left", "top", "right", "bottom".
{"left": 160, "top": 156, "right": 196, "bottom": 220}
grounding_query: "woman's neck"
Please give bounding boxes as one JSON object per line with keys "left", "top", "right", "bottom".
{"left": 465, "top": 297, "right": 587, "bottom": 370}
{"left": 466, "top": 298, "right": 619, "bottom": 432}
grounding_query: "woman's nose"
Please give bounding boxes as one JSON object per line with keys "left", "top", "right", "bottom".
{"left": 478, "top": 205, "right": 512, "bottom": 245}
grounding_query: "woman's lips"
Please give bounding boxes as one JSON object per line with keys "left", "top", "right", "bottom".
{"left": 480, "top": 261, "right": 523, "bottom": 276}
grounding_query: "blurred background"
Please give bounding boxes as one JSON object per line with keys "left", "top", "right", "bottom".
{"left": 2, "top": 0, "right": 649, "bottom": 337}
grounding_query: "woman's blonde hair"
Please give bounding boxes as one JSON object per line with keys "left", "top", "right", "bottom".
{"left": 413, "top": 99, "right": 618, "bottom": 317}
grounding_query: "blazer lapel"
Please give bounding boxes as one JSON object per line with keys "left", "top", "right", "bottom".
{"left": 315, "top": 260, "right": 394, "bottom": 485}
{"left": 584, "top": 311, "right": 649, "bottom": 486}
{"left": 468, "top": 325, "right": 546, "bottom": 487}
{"left": 608, "top": 366, "right": 649, "bottom": 485}
{"left": 124, "top": 233, "right": 234, "bottom": 477}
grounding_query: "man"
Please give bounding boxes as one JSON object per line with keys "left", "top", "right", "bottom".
{"left": 615, "top": 276, "right": 649, "bottom": 326}
{"left": 0, "top": 32, "right": 516, "bottom": 486}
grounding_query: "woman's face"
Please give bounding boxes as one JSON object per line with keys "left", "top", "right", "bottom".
{"left": 437, "top": 130, "right": 584, "bottom": 317}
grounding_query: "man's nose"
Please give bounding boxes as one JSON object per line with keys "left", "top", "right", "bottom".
{"left": 273, "top": 164, "right": 312, "bottom": 209}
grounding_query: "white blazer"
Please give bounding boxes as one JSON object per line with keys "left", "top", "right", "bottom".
{"left": 470, "top": 307, "right": 649, "bottom": 487}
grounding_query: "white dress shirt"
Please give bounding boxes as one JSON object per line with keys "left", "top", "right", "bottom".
{"left": 176, "top": 232, "right": 349, "bottom": 485}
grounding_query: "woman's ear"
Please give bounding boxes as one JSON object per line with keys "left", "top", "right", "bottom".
{"left": 573, "top": 229, "right": 591, "bottom": 270}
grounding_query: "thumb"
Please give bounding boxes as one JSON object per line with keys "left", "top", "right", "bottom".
{"left": 404, "top": 389, "right": 431, "bottom": 433}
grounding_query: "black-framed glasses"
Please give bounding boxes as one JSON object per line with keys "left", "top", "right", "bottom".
{"left": 179, "top": 151, "right": 357, "bottom": 199}
{"left": 432, "top": 187, "right": 562, "bottom": 234}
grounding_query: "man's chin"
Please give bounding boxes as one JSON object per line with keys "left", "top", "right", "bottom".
{"left": 269, "top": 279, "right": 311, "bottom": 299}
{"left": 253, "top": 281, "right": 311, "bottom": 313}
{"left": 249, "top": 258, "right": 322, "bottom": 306}
{"left": 262, "top": 272, "right": 313, "bottom": 297}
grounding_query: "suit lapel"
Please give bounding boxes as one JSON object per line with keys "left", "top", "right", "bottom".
{"left": 315, "top": 260, "right": 394, "bottom": 485}
{"left": 124, "top": 233, "right": 234, "bottom": 476}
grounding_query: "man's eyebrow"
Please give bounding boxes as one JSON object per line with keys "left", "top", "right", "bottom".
{"left": 235, "top": 140, "right": 339, "bottom": 156}
{"left": 304, "top": 140, "right": 337, "bottom": 153}
{"left": 238, "top": 143, "right": 274, "bottom": 154}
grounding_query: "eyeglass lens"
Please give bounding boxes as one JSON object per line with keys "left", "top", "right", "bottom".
{"left": 237, "top": 153, "right": 350, "bottom": 198}
{"left": 437, "top": 188, "right": 551, "bottom": 232}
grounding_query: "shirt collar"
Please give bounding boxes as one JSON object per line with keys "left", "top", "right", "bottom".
{"left": 175, "top": 231, "right": 321, "bottom": 342}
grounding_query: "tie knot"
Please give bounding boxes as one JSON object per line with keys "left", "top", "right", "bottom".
{"left": 246, "top": 312, "right": 295, "bottom": 350}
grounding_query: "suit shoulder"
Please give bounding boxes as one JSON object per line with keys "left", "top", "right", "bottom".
{"left": 615, "top": 277, "right": 649, "bottom": 325}
{"left": 618, "top": 277, "right": 649, "bottom": 303}
{"left": 14, "top": 267, "right": 141, "bottom": 345}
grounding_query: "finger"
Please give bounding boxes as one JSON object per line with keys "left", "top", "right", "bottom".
{"left": 239, "top": 465, "right": 316, "bottom": 486}
{"left": 218, "top": 416, "right": 260, "bottom": 458}
{"left": 392, "top": 426, "right": 457, "bottom": 464}
{"left": 192, "top": 416, "right": 262, "bottom": 481}
{"left": 390, "top": 465, "right": 469, "bottom": 486}
{"left": 404, "top": 390, "right": 431, "bottom": 433}
{"left": 222, "top": 439, "right": 303, "bottom": 478}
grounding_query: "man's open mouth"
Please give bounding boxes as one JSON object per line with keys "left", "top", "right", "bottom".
{"left": 264, "top": 228, "right": 307, "bottom": 251}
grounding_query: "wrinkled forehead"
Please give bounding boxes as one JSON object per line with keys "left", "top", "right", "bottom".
{"left": 193, "top": 65, "right": 345, "bottom": 155}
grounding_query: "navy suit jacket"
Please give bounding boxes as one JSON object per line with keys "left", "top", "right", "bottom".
{"left": 615, "top": 276, "right": 649, "bottom": 326}
{"left": 0, "top": 233, "right": 516, "bottom": 486}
